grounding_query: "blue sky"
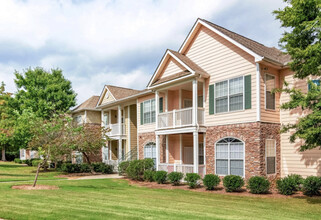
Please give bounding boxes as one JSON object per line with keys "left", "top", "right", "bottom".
{"left": 0, "top": 0, "right": 287, "bottom": 104}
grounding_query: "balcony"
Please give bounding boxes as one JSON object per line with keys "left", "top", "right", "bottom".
{"left": 106, "top": 123, "right": 125, "bottom": 137}
{"left": 158, "top": 163, "right": 205, "bottom": 177}
{"left": 158, "top": 107, "right": 204, "bottom": 129}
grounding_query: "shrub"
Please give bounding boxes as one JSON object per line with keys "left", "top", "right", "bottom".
{"left": 118, "top": 161, "right": 130, "bottom": 175}
{"left": 302, "top": 176, "right": 321, "bottom": 197}
{"left": 247, "top": 176, "right": 270, "bottom": 194}
{"left": 203, "top": 174, "right": 220, "bottom": 190}
{"left": 32, "top": 159, "right": 42, "bottom": 167}
{"left": 223, "top": 175, "right": 244, "bottom": 192}
{"left": 154, "top": 171, "right": 167, "bottom": 184}
{"left": 287, "top": 174, "right": 304, "bottom": 191}
{"left": 276, "top": 176, "right": 298, "bottom": 195}
{"left": 24, "top": 159, "right": 32, "bottom": 166}
{"left": 126, "top": 159, "right": 154, "bottom": 180}
{"left": 185, "top": 173, "right": 201, "bottom": 188}
{"left": 143, "top": 170, "right": 155, "bottom": 182}
{"left": 80, "top": 164, "right": 91, "bottom": 173}
{"left": 168, "top": 172, "right": 184, "bottom": 186}
{"left": 14, "top": 158, "right": 21, "bottom": 164}
{"left": 100, "top": 164, "right": 113, "bottom": 174}
{"left": 90, "top": 162, "right": 113, "bottom": 174}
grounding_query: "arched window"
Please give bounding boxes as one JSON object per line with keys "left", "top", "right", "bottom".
{"left": 215, "top": 138, "right": 244, "bottom": 177}
{"left": 144, "top": 142, "right": 156, "bottom": 165}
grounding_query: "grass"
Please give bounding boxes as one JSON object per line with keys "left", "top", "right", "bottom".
{"left": 0, "top": 161, "right": 65, "bottom": 182}
{"left": 0, "top": 162, "right": 321, "bottom": 219}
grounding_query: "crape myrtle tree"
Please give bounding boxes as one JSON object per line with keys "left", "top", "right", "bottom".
{"left": 273, "top": 0, "right": 321, "bottom": 151}
{"left": 69, "top": 123, "right": 110, "bottom": 174}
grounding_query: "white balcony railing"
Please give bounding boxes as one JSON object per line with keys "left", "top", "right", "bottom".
{"left": 106, "top": 123, "right": 125, "bottom": 136}
{"left": 158, "top": 107, "right": 204, "bottom": 129}
{"left": 158, "top": 163, "right": 205, "bottom": 177}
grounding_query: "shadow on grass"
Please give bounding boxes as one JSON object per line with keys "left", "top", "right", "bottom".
{"left": 293, "top": 195, "right": 321, "bottom": 204}
{"left": 0, "top": 164, "right": 25, "bottom": 168}
{"left": 0, "top": 174, "right": 31, "bottom": 177}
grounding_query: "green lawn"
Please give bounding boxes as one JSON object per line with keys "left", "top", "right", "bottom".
{"left": 0, "top": 162, "right": 321, "bottom": 219}
{"left": 0, "top": 161, "right": 65, "bottom": 182}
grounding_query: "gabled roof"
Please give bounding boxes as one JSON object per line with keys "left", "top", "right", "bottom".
{"left": 72, "top": 96, "right": 100, "bottom": 112}
{"left": 147, "top": 49, "right": 209, "bottom": 88}
{"left": 106, "top": 85, "right": 141, "bottom": 100}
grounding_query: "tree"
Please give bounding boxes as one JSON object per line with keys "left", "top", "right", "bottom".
{"left": 13, "top": 67, "right": 77, "bottom": 119}
{"left": 70, "top": 123, "right": 110, "bottom": 173}
{"left": 273, "top": 0, "right": 321, "bottom": 151}
{"left": 28, "top": 115, "right": 73, "bottom": 187}
{"left": 0, "top": 82, "right": 14, "bottom": 161}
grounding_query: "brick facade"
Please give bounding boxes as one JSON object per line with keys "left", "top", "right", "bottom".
{"left": 205, "top": 122, "right": 280, "bottom": 179}
{"left": 138, "top": 132, "right": 166, "bottom": 163}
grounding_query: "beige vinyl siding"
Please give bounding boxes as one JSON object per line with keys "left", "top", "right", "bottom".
{"left": 129, "top": 104, "right": 137, "bottom": 151}
{"left": 260, "top": 64, "right": 280, "bottom": 123}
{"left": 280, "top": 69, "right": 321, "bottom": 177}
{"left": 160, "top": 58, "right": 186, "bottom": 78}
{"left": 137, "top": 93, "right": 164, "bottom": 133}
{"left": 86, "top": 111, "right": 101, "bottom": 124}
{"left": 185, "top": 26, "right": 257, "bottom": 125}
{"left": 101, "top": 90, "right": 115, "bottom": 105}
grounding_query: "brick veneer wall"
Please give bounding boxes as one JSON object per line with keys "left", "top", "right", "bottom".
{"left": 138, "top": 132, "right": 166, "bottom": 163}
{"left": 205, "top": 122, "right": 280, "bottom": 179}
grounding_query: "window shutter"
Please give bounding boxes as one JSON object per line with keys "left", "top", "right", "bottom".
{"left": 244, "top": 75, "right": 251, "bottom": 109}
{"left": 209, "top": 84, "right": 214, "bottom": 115}
{"left": 140, "top": 102, "right": 144, "bottom": 125}
{"left": 159, "top": 97, "right": 163, "bottom": 113}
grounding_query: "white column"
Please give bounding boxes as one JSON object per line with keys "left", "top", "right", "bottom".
{"left": 180, "top": 134, "right": 183, "bottom": 164}
{"left": 118, "top": 105, "right": 122, "bottom": 135}
{"left": 192, "top": 79, "right": 198, "bottom": 126}
{"left": 256, "top": 63, "right": 261, "bottom": 121}
{"left": 101, "top": 110, "right": 104, "bottom": 127}
{"left": 156, "top": 134, "right": 160, "bottom": 170}
{"left": 109, "top": 141, "right": 112, "bottom": 160}
{"left": 193, "top": 131, "right": 199, "bottom": 174}
{"left": 155, "top": 91, "right": 159, "bottom": 130}
{"left": 166, "top": 135, "right": 169, "bottom": 163}
{"left": 128, "top": 105, "right": 131, "bottom": 153}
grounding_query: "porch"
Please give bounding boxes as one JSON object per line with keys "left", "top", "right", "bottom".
{"left": 153, "top": 133, "right": 206, "bottom": 177}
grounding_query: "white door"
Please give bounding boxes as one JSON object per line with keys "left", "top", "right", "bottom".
{"left": 184, "top": 147, "right": 193, "bottom": 164}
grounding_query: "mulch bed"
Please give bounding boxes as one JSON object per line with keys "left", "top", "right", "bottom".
{"left": 12, "top": 185, "right": 59, "bottom": 190}
{"left": 127, "top": 179, "right": 311, "bottom": 199}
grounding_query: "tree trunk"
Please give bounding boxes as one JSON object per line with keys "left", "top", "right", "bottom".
{"left": 83, "top": 152, "right": 95, "bottom": 174}
{"left": 33, "top": 162, "right": 41, "bottom": 187}
{"left": 1, "top": 147, "right": 6, "bottom": 161}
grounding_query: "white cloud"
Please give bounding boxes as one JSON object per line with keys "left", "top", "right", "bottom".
{"left": 0, "top": 0, "right": 287, "bottom": 104}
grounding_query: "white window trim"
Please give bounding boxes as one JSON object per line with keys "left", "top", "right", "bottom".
{"left": 265, "top": 139, "right": 276, "bottom": 175}
{"left": 143, "top": 99, "right": 156, "bottom": 124}
{"left": 264, "top": 73, "right": 276, "bottom": 111}
{"left": 215, "top": 137, "right": 245, "bottom": 177}
{"left": 144, "top": 142, "right": 156, "bottom": 160}
{"left": 214, "top": 76, "right": 245, "bottom": 114}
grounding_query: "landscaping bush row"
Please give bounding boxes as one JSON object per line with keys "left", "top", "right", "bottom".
{"left": 60, "top": 162, "right": 113, "bottom": 174}
{"left": 14, "top": 158, "right": 40, "bottom": 166}
{"left": 119, "top": 159, "right": 154, "bottom": 180}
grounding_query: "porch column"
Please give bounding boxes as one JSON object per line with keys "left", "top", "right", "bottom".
{"left": 101, "top": 110, "right": 104, "bottom": 127}
{"left": 118, "top": 105, "right": 122, "bottom": 160}
{"left": 192, "top": 79, "right": 198, "bottom": 126}
{"left": 155, "top": 91, "right": 159, "bottom": 130}
{"left": 109, "top": 141, "right": 112, "bottom": 160}
{"left": 156, "top": 134, "right": 160, "bottom": 170}
{"left": 193, "top": 131, "right": 199, "bottom": 174}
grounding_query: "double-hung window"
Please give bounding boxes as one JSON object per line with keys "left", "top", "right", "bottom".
{"left": 143, "top": 99, "right": 155, "bottom": 124}
{"left": 216, "top": 138, "right": 244, "bottom": 177}
{"left": 103, "top": 114, "right": 108, "bottom": 127}
{"left": 265, "top": 74, "right": 276, "bottom": 110}
{"left": 266, "top": 139, "right": 276, "bottom": 174}
{"left": 144, "top": 142, "right": 156, "bottom": 167}
{"left": 75, "top": 115, "right": 82, "bottom": 125}
{"left": 215, "top": 76, "right": 244, "bottom": 113}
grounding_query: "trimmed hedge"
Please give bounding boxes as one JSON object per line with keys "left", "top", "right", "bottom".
{"left": 203, "top": 174, "right": 220, "bottom": 190}
{"left": 154, "top": 171, "right": 167, "bottom": 184}
{"left": 14, "top": 158, "right": 22, "bottom": 164}
{"left": 60, "top": 163, "right": 113, "bottom": 173}
{"left": 118, "top": 161, "right": 130, "bottom": 176}
{"left": 143, "top": 170, "right": 155, "bottom": 182}
{"left": 185, "top": 173, "right": 201, "bottom": 188}
{"left": 247, "top": 176, "right": 270, "bottom": 194}
{"left": 302, "top": 176, "right": 321, "bottom": 196}
{"left": 223, "top": 175, "right": 244, "bottom": 192}
{"left": 126, "top": 159, "right": 154, "bottom": 180}
{"left": 168, "top": 172, "right": 184, "bottom": 186}
{"left": 287, "top": 174, "right": 304, "bottom": 191}
{"left": 276, "top": 176, "right": 298, "bottom": 195}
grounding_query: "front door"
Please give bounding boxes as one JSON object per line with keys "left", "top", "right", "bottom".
{"left": 183, "top": 147, "right": 193, "bottom": 164}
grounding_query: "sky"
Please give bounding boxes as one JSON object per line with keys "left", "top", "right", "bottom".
{"left": 0, "top": 0, "right": 287, "bottom": 105}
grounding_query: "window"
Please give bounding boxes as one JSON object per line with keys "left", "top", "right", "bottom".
{"left": 266, "top": 139, "right": 276, "bottom": 174}
{"left": 184, "top": 99, "right": 193, "bottom": 108}
{"left": 198, "top": 95, "right": 203, "bottom": 108}
{"left": 20, "top": 149, "right": 25, "bottom": 158}
{"left": 103, "top": 114, "right": 108, "bottom": 127}
{"left": 215, "top": 76, "right": 244, "bottom": 113}
{"left": 75, "top": 151, "right": 83, "bottom": 164}
{"left": 265, "top": 74, "right": 275, "bottom": 110}
{"left": 102, "top": 147, "right": 109, "bottom": 161}
{"left": 216, "top": 138, "right": 244, "bottom": 176}
{"left": 143, "top": 99, "right": 155, "bottom": 124}
{"left": 144, "top": 142, "right": 156, "bottom": 166}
